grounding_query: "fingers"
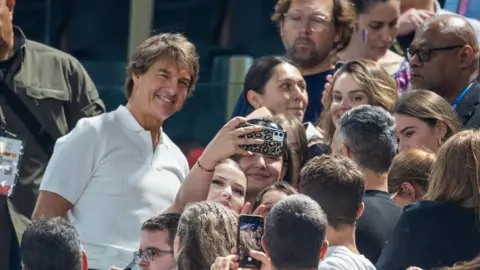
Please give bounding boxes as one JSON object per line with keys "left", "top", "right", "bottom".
{"left": 228, "top": 117, "right": 249, "bottom": 130}
{"left": 232, "top": 247, "right": 238, "bottom": 255}
{"left": 240, "top": 202, "right": 251, "bottom": 215}
{"left": 211, "top": 255, "right": 238, "bottom": 270}
{"left": 252, "top": 205, "right": 266, "bottom": 216}
{"left": 249, "top": 250, "right": 271, "bottom": 266}
{"left": 237, "top": 138, "right": 264, "bottom": 146}
{"left": 232, "top": 125, "right": 263, "bottom": 137}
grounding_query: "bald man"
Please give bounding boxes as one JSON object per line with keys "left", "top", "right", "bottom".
{"left": 408, "top": 14, "right": 480, "bottom": 129}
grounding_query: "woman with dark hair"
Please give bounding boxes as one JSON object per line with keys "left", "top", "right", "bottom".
{"left": 394, "top": 90, "right": 462, "bottom": 153}
{"left": 231, "top": 56, "right": 308, "bottom": 122}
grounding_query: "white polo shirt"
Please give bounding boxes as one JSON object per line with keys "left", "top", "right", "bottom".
{"left": 40, "top": 105, "right": 188, "bottom": 269}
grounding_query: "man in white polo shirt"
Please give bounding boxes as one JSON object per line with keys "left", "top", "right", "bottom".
{"left": 31, "top": 33, "right": 199, "bottom": 269}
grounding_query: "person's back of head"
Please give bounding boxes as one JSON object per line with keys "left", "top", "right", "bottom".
{"left": 175, "top": 202, "right": 238, "bottom": 270}
{"left": 301, "top": 155, "right": 366, "bottom": 229}
{"left": 263, "top": 194, "right": 328, "bottom": 269}
{"left": 21, "top": 217, "right": 83, "bottom": 270}
{"left": 334, "top": 105, "right": 397, "bottom": 174}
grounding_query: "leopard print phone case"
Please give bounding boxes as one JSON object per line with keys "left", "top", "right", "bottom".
{"left": 236, "top": 122, "right": 285, "bottom": 157}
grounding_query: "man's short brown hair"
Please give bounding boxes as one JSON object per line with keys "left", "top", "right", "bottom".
{"left": 301, "top": 155, "right": 365, "bottom": 229}
{"left": 125, "top": 33, "right": 200, "bottom": 99}
{"left": 142, "top": 213, "right": 181, "bottom": 247}
{"left": 271, "top": 0, "right": 356, "bottom": 52}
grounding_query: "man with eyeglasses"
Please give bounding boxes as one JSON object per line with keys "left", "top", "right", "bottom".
{"left": 117, "top": 214, "right": 180, "bottom": 270}
{"left": 408, "top": 14, "right": 480, "bottom": 129}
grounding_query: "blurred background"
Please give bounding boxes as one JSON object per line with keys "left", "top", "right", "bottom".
{"left": 13, "top": 0, "right": 455, "bottom": 151}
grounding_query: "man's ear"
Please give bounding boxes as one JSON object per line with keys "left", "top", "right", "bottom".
{"left": 261, "top": 235, "right": 269, "bottom": 257}
{"left": 82, "top": 250, "right": 88, "bottom": 270}
{"left": 246, "top": 90, "right": 263, "bottom": 109}
{"left": 458, "top": 45, "right": 476, "bottom": 68}
{"left": 356, "top": 202, "right": 365, "bottom": 220}
{"left": 319, "top": 240, "right": 329, "bottom": 261}
{"left": 341, "top": 144, "right": 353, "bottom": 159}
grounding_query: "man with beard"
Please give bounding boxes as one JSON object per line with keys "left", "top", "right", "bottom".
{"left": 231, "top": 0, "right": 355, "bottom": 123}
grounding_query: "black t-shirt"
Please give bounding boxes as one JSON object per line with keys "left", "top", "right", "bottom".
{"left": 355, "top": 190, "right": 403, "bottom": 264}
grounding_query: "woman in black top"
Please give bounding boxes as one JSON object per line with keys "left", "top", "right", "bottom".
{"left": 376, "top": 130, "right": 480, "bottom": 270}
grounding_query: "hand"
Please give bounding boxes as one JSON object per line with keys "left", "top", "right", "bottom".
{"left": 321, "top": 74, "right": 333, "bottom": 107}
{"left": 211, "top": 248, "right": 272, "bottom": 270}
{"left": 240, "top": 202, "right": 266, "bottom": 216}
{"left": 200, "top": 117, "right": 264, "bottom": 169}
{"left": 398, "top": 9, "right": 434, "bottom": 36}
{"left": 211, "top": 254, "right": 239, "bottom": 270}
{"left": 249, "top": 250, "right": 272, "bottom": 270}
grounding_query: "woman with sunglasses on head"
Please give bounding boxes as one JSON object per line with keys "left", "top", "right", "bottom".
{"left": 336, "top": 0, "right": 410, "bottom": 92}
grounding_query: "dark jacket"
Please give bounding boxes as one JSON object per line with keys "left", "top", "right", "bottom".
{"left": 456, "top": 77, "right": 480, "bottom": 129}
{"left": 0, "top": 27, "right": 105, "bottom": 270}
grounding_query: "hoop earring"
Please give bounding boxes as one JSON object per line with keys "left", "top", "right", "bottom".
{"left": 438, "top": 138, "right": 442, "bottom": 146}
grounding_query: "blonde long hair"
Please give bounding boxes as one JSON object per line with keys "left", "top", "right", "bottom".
{"left": 319, "top": 59, "right": 398, "bottom": 143}
{"left": 176, "top": 202, "right": 238, "bottom": 270}
{"left": 425, "top": 130, "right": 480, "bottom": 224}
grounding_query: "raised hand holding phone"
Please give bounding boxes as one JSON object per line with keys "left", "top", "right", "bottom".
{"left": 199, "top": 117, "right": 264, "bottom": 169}
{"left": 210, "top": 248, "right": 272, "bottom": 270}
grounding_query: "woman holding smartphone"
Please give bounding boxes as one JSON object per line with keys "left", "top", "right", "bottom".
{"left": 164, "top": 112, "right": 292, "bottom": 214}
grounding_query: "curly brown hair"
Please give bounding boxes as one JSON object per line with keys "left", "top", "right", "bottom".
{"left": 176, "top": 202, "right": 238, "bottom": 270}
{"left": 271, "top": 0, "right": 356, "bottom": 52}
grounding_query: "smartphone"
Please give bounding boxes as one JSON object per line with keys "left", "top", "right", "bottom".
{"left": 237, "top": 215, "right": 265, "bottom": 269}
{"left": 236, "top": 119, "right": 285, "bottom": 157}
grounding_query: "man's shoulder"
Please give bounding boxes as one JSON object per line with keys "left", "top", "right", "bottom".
{"left": 24, "top": 39, "right": 83, "bottom": 67}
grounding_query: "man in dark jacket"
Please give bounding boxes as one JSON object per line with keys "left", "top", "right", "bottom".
{"left": 0, "top": 1, "right": 105, "bottom": 269}
{"left": 409, "top": 14, "right": 480, "bottom": 129}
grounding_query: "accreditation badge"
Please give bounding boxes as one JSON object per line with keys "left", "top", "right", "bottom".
{"left": 0, "top": 133, "right": 25, "bottom": 196}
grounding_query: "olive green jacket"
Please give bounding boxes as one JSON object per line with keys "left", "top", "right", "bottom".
{"left": 0, "top": 27, "right": 105, "bottom": 269}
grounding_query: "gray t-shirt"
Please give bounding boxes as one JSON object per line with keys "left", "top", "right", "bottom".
{"left": 319, "top": 246, "right": 377, "bottom": 270}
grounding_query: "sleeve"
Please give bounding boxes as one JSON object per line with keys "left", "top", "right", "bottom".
{"left": 230, "top": 93, "right": 254, "bottom": 119}
{"left": 375, "top": 210, "right": 412, "bottom": 270}
{"left": 39, "top": 118, "right": 100, "bottom": 205}
{"left": 64, "top": 58, "right": 106, "bottom": 130}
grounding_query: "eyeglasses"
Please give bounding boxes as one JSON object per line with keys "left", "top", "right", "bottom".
{"left": 283, "top": 12, "right": 332, "bottom": 31}
{"left": 133, "top": 248, "right": 173, "bottom": 263}
{"left": 406, "top": 45, "right": 464, "bottom": 63}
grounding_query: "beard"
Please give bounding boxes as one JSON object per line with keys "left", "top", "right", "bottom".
{"left": 286, "top": 38, "right": 332, "bottom": 69}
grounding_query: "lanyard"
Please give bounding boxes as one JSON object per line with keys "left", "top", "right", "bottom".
{"left": 452, "top": 82, "right": 474, "bottom": 109}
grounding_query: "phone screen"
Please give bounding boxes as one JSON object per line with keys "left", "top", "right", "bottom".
{"left": 237, "top": 215, "right": 265, "bottom": 269}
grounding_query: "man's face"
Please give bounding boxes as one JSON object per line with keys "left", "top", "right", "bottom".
{"left": 131, "top": 59, "right": 191, "bottom": 123}
{"left": 280, "top": 0, "right": 336, "bottom": 69}
{"left": 409, "top": 26, "right": 462, "bottom": 98}
{"left": 137, "top": 229, "right": 176, "bottom": 270}
{"left": 0, "top": 0, "right": 14, "bottom": 52}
